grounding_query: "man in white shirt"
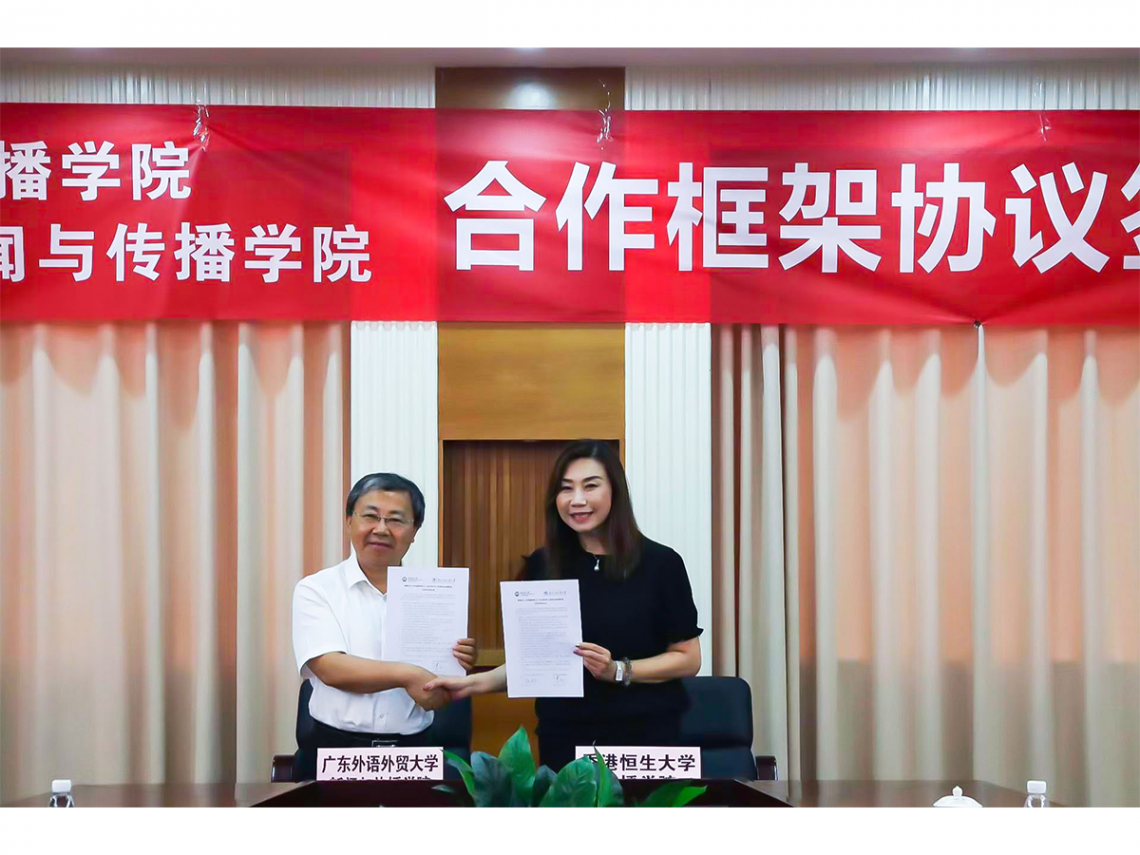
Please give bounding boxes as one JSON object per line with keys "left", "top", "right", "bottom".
{"left": 291, "top": 472, "right": 477, "bottom": 779}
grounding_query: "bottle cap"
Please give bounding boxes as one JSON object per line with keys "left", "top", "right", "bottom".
{"left": 51, "top": 779, "right": 72, "bottom": 794}
{"left": 1027, "top": 780, "right": 1047, "bottom": 795}
{"left": 933, "top": 785, "right": 983, "bottom": 807}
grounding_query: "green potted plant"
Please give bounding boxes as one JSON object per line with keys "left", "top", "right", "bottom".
{"left": 436, "top": 726, "right": 706, "bottom": 808}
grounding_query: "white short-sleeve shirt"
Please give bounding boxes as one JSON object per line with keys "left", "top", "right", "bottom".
{"left": 292, "top": 555, "right": 433, "bottom": 735}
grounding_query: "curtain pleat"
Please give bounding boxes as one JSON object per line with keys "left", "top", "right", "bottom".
{"left": 0, "top": 321, "right": 347, "bottom": 802}
{"left": 714, "top": 323, "right": 1139, "bottom": 806}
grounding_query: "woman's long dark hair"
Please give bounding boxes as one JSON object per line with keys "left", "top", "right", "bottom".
{"left": 543, "top": 439, "right": 643, "bottom": 582}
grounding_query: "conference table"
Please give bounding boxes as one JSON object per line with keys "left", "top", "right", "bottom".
{"left": 741, "top": 780, "right": 1046, "bottom": 807}
{"left": 3, "top": 779, "right": 1043, "bottom": 807}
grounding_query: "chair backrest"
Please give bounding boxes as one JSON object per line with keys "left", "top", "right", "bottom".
{"left": 296, "top": 678, "right": 316, "bottom": 747}
{"left": 678, "top": 676, "right": 758, "bottom": 780}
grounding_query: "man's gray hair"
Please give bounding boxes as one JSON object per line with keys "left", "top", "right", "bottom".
{"left": 345, "top": 472, "right": 425, "bottom": 529}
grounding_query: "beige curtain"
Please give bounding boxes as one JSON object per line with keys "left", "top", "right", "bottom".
{"left": 713, "top": 324, "right": 1139, "bottom": 807}
{"left": 0, "top": 322, "right": 348, "bottom": 803}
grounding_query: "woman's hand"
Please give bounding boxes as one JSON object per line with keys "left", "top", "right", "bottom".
{"left": 425, "top": 664, "right": 507, "bottom": 698}
{"left": 403, "top": 665, "right": 453, "bottom": 711}
{"left": 423, "top": 670, "right": 491, "bottom": 700}
{"left": 575, "top": 642, "right": 618, "bottom": 682}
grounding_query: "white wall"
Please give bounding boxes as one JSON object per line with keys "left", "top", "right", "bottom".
{"left": 350, "top": 322, "right": 439, "bottom": 569}
{"left": 624, "top": 324, "right": 713, "bottom": 674}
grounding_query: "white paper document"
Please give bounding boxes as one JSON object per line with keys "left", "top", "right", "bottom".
{"left": 501, "top": 579, "right": 583, "bottom": 698}
{"left": 385, "top": 567, "right": 470, "bottom": 677}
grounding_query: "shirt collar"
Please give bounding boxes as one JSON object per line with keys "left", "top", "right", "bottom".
{"left": 342, "top": 554, "right": 385, "bottom": 595}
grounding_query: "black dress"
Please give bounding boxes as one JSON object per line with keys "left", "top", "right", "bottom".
{"left": 520, "top": 537, "right": 703, "bottom": 771}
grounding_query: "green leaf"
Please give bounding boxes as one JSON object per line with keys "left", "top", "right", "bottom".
{"left": 593, "top": 750, "right": 608, "bottom": 808}
{"left": 608, "top": 775, "right": 624, "bottom": 807}
{"left": 667, "top": 785, "right": 706, "bottom": 808}
{"left": 498, "top": 726, "right": 537, "bottom": 805}
{"left": 636, "top": 781, "right": 706, "bottom": 808}
{"left": 539, "top": 756, "right": 599, "bottom": 807}
{"left": 508, "top": 785, "right": 530, "bottom": 808}
{"left": 638, "top": 780, "right": 683, "bottom": 808}
{"left": 532, "top": 765, "right": 557, "bottom": 806}
{"left": 444, "top": 750, "right": 476, "bottom": 802}
{"left": 592, "top": 748, "right": 623, "bottom": 807}
{"left": 471, "top": 752, "right": 514, "bottom": 807}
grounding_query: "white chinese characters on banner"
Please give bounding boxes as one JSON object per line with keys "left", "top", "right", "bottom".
{"left": 555, "top": 162, "right": 590, "bottom": 270}
{"left": 556, "top": 162, "right": 658, "bottom": 271}
{"left": 1005, "top": 161, "right": 1109, "bottom": 273}
{"left": 314, "top": 225, "right": 371, "bottom": 283}
{"left": 0, "top": 226, "right": 25, "bottom": 282}
{"left": 245, "top": 224, "right": 302, "bottom": 283}
{"left": 5, "top": 141, "right": 52, "bottom": 201}
{"left": 444, "top": 161, "right": 546, "bottom": 271}
{"left": 107, "top": 223, "right": 165, "bottom": 281}
{"left": 3, "top": 140, "right": 195, "bottom": 203}
{"left": 666, "top": 162, "right": 703, "bottom": 271}
{"left": 1122, "top": 164, "right": 1140, "bottom": 270}
{"left": 38, "top": 224, "right": 94, "bottom": 281}
{"left": 62, "top": 141, "right": 122, "bottom": 201}
{"left": 1004, "top": 165, "right": 1046, "bottom": 267}
{"left": 582, "top": 162, "right": 658, "bottom": 271}
{"left": 779, "top": 162, "right": 881, "bottom": 273}
{"left": 704, "top": 167, "right": 768, "bottom": 269}
{"left": 895, "top": 163, "right": 995, "bottom": 273}
{"left": 175, "top": 223, "right": 236, "bottom": 282}
{"left": 10, "top": 157, "right": 1137, "bottom": 284}
{"left": 132, "top": 141, "right": 191, "bottom": 201}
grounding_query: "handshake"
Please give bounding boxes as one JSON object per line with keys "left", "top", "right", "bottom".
{"left": 404, "top": 637, "right": 478, "bottom": 712}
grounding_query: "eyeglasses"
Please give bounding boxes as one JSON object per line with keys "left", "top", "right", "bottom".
{"left": 353, "top": 511, "right": 411, "bottom": 532}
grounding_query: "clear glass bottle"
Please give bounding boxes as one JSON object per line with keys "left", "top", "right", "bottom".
{"left": 1025, "top": 779, "right": 1049, "bottom": 807}
{"left": 48, "top": 779, "right": 74, "bottom": 807}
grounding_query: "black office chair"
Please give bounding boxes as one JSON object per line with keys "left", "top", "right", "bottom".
{"left": 271, "top": 679, "right": 473, "bottom": 782}
{"left": 678, "top": 675, "right": 778, "bottom": 781}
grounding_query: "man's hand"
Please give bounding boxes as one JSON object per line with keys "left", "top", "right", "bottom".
{"left": 453, "top": 638, "right": 478, "bottom": 673}
{"left": 403, "top": 665, "right": 452, "bottom": 711}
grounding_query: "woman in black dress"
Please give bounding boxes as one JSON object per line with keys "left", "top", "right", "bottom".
{"left": 426, "top": 439, "right": 703, "bottom": 770}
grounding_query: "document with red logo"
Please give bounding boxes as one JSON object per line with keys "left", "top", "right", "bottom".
{"left": 501, "top": 580, "right": 583, "bottom": 699}
{"left": 386, "top": 567, "right": 469, "bottom": 677}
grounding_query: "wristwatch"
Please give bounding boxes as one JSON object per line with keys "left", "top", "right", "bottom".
{"left": 613, "top": 659, "right": 625, "bottom": 684}
{"left": 619, "top": 657, "right": 633, "bottom": 687}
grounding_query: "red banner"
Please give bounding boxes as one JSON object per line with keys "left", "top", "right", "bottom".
{"left": 1, "top": 104, "right": 1137, "bottom": 324}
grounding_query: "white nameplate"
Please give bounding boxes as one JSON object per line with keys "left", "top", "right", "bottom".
{"left": 316, "top": 747, "right": 445, "bottom": 781}
{"left": 574, "top": 746, "right": 702, "bottom": 780}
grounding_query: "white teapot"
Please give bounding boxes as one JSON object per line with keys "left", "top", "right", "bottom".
{"left": 933, "top": 785, "right": 983, "bottom": 807}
